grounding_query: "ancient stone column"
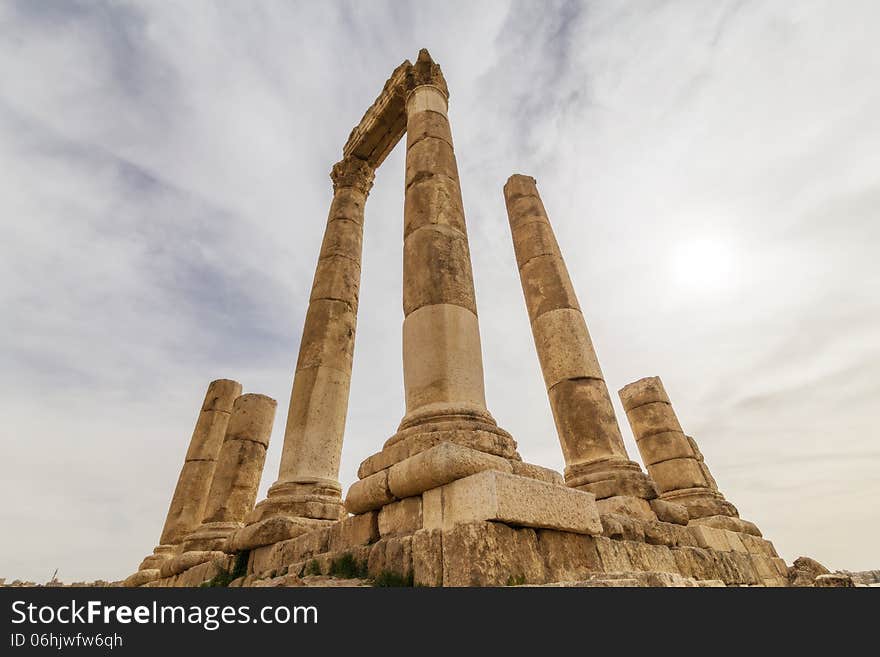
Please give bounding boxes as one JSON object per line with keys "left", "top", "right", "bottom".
{"left": 233, "top": 156, "right": 374, "bottom": 550}
{"left": 503, "top": 174, "right": 656, "bottom": 504}
{"left": 138, "top": 378, "right": 242, "bottom": 570}
{"left": 394, "top": 49, "right": 503, "bottom": 439}
{"left": 618, "top": 376, "right": 739, "bottom": 520}
{"left": 182, "top": 394, "right": 277, "bottom": 552}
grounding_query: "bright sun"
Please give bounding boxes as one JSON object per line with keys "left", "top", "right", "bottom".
{"left": 669, "top": 236, "right": 736, "bottom": 293}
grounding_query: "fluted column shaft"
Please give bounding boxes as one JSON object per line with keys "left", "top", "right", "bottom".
{"left": 247, "top": 157, "right": 374, "bottom": 529}
{"left": 398, "top": 56, "right": 493, "bottom": 431}
{"left": 503, "top": 175, "right": 655, "bottom": 500}
{"left": 139, "top": 378, "right": 241, "bottom": 570}
{"left": 182, "top": 394, "right": 277, "bottom": 552}
{"left": 619, "top": 377, "right": 737, "bottom": 518}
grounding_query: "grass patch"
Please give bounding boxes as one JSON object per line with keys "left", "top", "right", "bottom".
{"left": 328, "top": 553, "right": 368, "bottom": 579}
{"left": 372, "top": 570, "right": 414, "bottom": 587}
{"left": 201, "top": 551, "right": 250, "bottom": 588}
{"left": 304, "top": 559, "right": 322, "bottom": 576}
{"left": 505, "top": 574, "right": 526, "bottom": 587}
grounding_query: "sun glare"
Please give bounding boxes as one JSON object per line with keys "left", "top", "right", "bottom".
{"left": 669, "top": 236, "right": 736, "bottom": 293}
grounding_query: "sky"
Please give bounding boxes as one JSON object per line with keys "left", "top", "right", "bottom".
{"left": 1, "top": 0, "right": 877, "bottom": 583}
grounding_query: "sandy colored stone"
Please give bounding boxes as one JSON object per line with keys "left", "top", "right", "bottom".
{"left": 622, "top": 401, "right": 683, "bottom": 439}
{"left": 122, "top": 569, "right": 160, "bottom": 587}
{"left": 548, "top": 379, "right": 627, "bottom": 465}
{"left": 278, "top": 526, "right": 331, "bottom": 565}
{"left": 723, "top": 530, "right": 748, "bottom": 553}
{"left": 441, "top": 521, "right": 545, "bottom": 587}
{"left": 509, "top": 460, "right": 564, "bottom": 485}
{"left": 378, "top": 497, "right": 423, "bottom": 537}
{"left": 531, "top": 309, "right": 603, "bottom": 388}
{"left": 228, "top": 516, "right": 328, "bottom": 552}
{"left": 278, "top": 365, "right": 350, "bottom": 484}
{"left": 593, "top": 536, "right": 634, "bottom": 572}
{"left": 510, "top": 220, "right": 561, "bottom": 270}
{"left": 648, "top": 458, "right": 709, "bottom": 493}
{"left": 618, "top": 376, "right": 671, "bottom": 412}
{"left": 596, "top": 495, "right": 656, "bottom": 521}
{"left": 294, "top": 299, "right": 356, "bottom": 373}
{"left": 403, "top": 227, "right": 477, "bottom": 315}
{"left": 156, "top": 379, "right": 241, "bottom": 547}
{"left": 412, "top": 528, "right": 443, "bottom": 587}
{"left": 505, "top": 194, "right": 548, "bottom": 231}
{"left": 160, "top": 551, "right": 226, "bottom": 579}
{"left": 318, "top": 215, "right": 363, "bottom": 261}
{"left": 536, "top": 530, "right": 602, "bottom": 582}
{"left": 519, "top": 255, "right": 581, "bottom": 319}
{"left": 406, "top": 110, "right": 453, "bottom": 151}
{"left": 788, "top": 555, "right": 830, "bottom": 586}
{"left": 637, "top": 431, "right": 695, "bottom": 465}
{"left": 401, "top": 304, "right": 488, "bottom": 415}
{"left": 688, "top": 514, "right": 761, "bottom": 536}
{"left": 404, "top": 136, "right": 459, "bottom": 188}
{"left": 250, "top": 543, "right": 283, "bottom": 577}
{"left": 623, "top": 541, "right": 679, "bottom": 574}
{"left": 688, "top": 525, "right": 731, "bottom": 552}
{"left": 387, "top": 441, "right": 512, "bottom": 500}
{"left": 327, "top": 512, "right": 380, "bottom": 552}
{"left": 406, "top": 83, "right": 447, "bottom": 116}
{"left": 345, "top": 470, "right": 395, "bottom": 516}
{"left": 671, "top": 546, "right": 718, "bottom": 581}
{"left": 310, "top": 254, "right": 361, "bottom": 311}
{"left": 403, "top": 174, "right": 466, "bottom": 238}
{"left": 422, "top": 470, "right": 602, "bottom": 535}
{"left": 367, "top": 535, "right": 413, "bottom": 579}
{"left": 650, "top": 498, "right": 689, "bottom": 525}
{"left": 576, "top": 471, "right": 658, "bottom": 500}
{"left": 814, "top": 574, "right": 855, "bottom": 587}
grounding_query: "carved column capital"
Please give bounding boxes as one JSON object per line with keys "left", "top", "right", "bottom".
{"left": 330, "top": 156, "right": 375, "bottom": 195}
{"left": 406, "top": 48, "right": 449, "bottom": 98}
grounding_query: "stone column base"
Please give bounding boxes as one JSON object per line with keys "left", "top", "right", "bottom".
{"left": 137, "top": 544, "right": 179, "bottom": 571}
{"left": 181, "top": 521, "right": 242, "bottom": 553}
{"left": 660, "top": 487, "right": 739, "bottom": 519}
{"left": 564, "top": 458, "right": 659, "bottom": 500}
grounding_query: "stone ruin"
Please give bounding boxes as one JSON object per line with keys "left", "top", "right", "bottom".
{"left": 121, "top": 49, "right": 794, "bottom": 588}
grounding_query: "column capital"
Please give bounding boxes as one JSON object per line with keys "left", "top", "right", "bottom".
{"left": 406, "top": 48, "right": 449, "bottom": 99}
{"left": 330, "top": 156, "right": 375, "bottom": 195}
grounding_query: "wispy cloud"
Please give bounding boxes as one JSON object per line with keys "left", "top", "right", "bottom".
{"left": 1, "top": 0, "right": 877, "bottom": 580}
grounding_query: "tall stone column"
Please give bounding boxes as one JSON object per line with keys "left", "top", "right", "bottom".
{"left": 618, "top": 377, "right": 740, "bottom": 520}
{"left": 233, "top": 156, "right": 374, "bottom": 550}
{"left": 393, "top": 49, "right": 503, "bottom": 438}
{"left": 182, "top": 394, "right": 277, "bottom": 552}
{"left": 503, "top": 174, "right": 656, "bottom": 504}
{"left": 138, "top": 378, "right": 242, "bottom": 570}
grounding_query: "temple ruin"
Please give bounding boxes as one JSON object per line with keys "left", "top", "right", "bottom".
{"left": 122, "top": 50, "right": 791, "bottom": 588}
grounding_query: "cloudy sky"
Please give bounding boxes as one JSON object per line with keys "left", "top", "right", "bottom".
{"left": 1, "top": 0, "right": 877, "bottom": 582}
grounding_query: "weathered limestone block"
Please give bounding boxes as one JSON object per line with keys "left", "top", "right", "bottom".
{"left": 403, "top": 227, "right": 476, "bottom": 315}
{"left": 596, "top": 495, "right": 656, "bottom": 521}
{"left": 422, "top": 470, "right": 603, "bottom": 535}
{"left": 601, "top": 514, "right": 646, "bottom": 542}
{"left": 378, "top": 497, "right": 423, "bottom": 537}
{"left": 122, "top": 569, "right": 160, "bottom": 588}
{"left": 788, "top": 556, "right": 830, "bottom": 586}
{"left": 327, "top": 512, "right": 380, "bottom": 552}
{"left": 412, "top": 529, "right": 443, "bottom": 587}
{"left": 688, "top": 514, "right": 761, "bottom": 536}
{"left": 650, "top": 498, "right": 689, "bottom": 525}
{"left": 593, "top": 536, "right": 634, "bottom": 572}
{"left": 160, "top": 551, "right": 227, "bottom": 579}
{"left": 345, "top": 442, "right": 512, "bottom": 514}
{"left": 536, "top": 530, "right": 602, "bottom": 582}
{"left": 250, "top": 543, "right": 283, "bottom": 578}
{"left": 649, "top": 458, "right": 708, "bottom": 493}
{"left": 441, "top": 521, "right": 545, "bottom": 587}
{"left": 367, "top": 535, "right": 413, "bottom": 579}
{"left": 509, "top": 460, "right": 564, "bottom": 485}
{"left": 623, "top": 541, "right": 679, "bottom": 575}
{"left": 387, "top": 442, "right": 512, "bottom": 499}
{"left": 671, "top": 546, "right": 718, "bottom": 581}
{"left": 228, "top": 516, "right": 331, "bottom": 552}
{"left": 642, "top": 520, "right": 680, "bottom": 547}
{"left": 724, "top": 530, "right": 748, "bottom": 554}
{"left": 363, "top": 420, "right": 518, "bottom": 477}
{"left": 278, "top": 527, "right": 331, "bottom": 566}
{"left": 689, "top": 525, "right": 731, "bottom": 552}
{"left": 548, "top": 379, "right": 628, "bottom": 465}
{"left": 403, "top": 175, "right": 466, "bottom": 238}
